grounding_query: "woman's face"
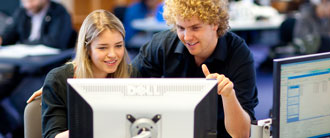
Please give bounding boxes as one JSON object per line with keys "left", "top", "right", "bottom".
{"left": 89, "top": 29, "right": 125, "bottom": 78}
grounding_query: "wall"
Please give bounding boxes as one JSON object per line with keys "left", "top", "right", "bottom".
{"left": 59, "top": 0, "right": 134, "bottom": 31}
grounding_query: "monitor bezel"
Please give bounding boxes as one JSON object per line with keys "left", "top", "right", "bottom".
{"left": 272, "top": 52, "right": 330, "bottom": 138}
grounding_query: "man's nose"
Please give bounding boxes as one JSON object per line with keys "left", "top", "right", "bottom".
{"left": 184, "top": 30, "right": 193, "bottom": 41}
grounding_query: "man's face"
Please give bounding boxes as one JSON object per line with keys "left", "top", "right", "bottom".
{"left": 324, "top": 0, "right": 330, "bottom": 17}
{"left": 175, "top": 16, "right": 219, "bottom": 59}
{"left": 21, "top": 0, "right": 47, "bottom": 14}
{"left": 316, "top": 0, "right": 330, "bottom": 18}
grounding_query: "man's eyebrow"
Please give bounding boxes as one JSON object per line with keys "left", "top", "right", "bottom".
{"left": 191, "top": 24, "right": 201, "bottom": 27}
{"left": 176, "top": 23, "right": 201, "bottom": 28}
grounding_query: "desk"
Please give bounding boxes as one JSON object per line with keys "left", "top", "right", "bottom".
{"left": 129, "top": 18, "right": 171, "bottom": 48}
{"left": 132, "top": 17, "right": 171, "bottom": 32}
{"left": 0, "top": 48, "right": 74, "bottom": 74}
{"left": 229, "top": 15, "right": 285, "bottom": 31}
{"left": 130, "top": 15, "right": 284, "bottom": 48}
{"left": 0, "top": 46, "right": 74, "bottom": 134}
{"left": 132, "top": 15, "right": 285, "bottom": 32}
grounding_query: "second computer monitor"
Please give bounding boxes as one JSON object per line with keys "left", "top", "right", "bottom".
{"left": 273, "top": 52, "right": 330, "bottom": 138}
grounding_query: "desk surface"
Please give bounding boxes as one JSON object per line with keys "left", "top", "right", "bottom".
{"left": 0, "top": 48, "right": 74, "bottom": 74}
{"left": 132, "top": 15, "right": 285, "bottom": 32}
{"left": 229, "top": 15, "right": 285, "bottom": 31}
{"left": 132, "top": 17, "right": 171, "bottom": 32}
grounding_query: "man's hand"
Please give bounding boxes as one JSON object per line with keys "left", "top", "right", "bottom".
{"left": 202, "top": 64, "right": 250, "bottom": 137}
{"left": 27, "top": 87, "right": 43, "bottom": 103}
{"left": 202, "top": 64, "right": 234, "bottom": 97}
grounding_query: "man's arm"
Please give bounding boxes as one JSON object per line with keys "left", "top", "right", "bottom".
{"left": 222, "top": 90, "right": 251, "bottom": 138}
{"left": 203, "top": 64, "right": 251, "bottom": 138}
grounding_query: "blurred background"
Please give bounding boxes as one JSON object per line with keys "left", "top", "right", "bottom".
{"left": 0, "top": 0, "right": 329, "bottom": 137}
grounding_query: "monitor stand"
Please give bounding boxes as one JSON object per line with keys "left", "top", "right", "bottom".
{"left": 127, "top": 114, "right": 161, "bottom": 138}
{"left": 251, "top": 118, "right": 272, "bottom": 138}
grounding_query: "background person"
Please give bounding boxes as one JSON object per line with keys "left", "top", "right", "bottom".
{"left": 123, "top": 0, "right": 160, "bottom": 47}
{"left": 0, "top": 0, "right": 75, "bottom": 50}
{"left": 293, "top": 0, "right": 330, "bottom": 54}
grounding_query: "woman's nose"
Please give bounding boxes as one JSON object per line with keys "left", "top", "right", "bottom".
{"left": 107, "top": 48, "right": 115, "bottom": 58}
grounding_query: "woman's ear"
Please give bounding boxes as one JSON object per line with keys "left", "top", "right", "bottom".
{"left": 86, "top": 46, "right": 91, "bottom": 59}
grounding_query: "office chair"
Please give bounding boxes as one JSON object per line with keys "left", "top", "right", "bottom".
{"left": 24, "top": 95, "right": 42, "bottom": 138}
{"left": 268, "top": 17, "right": 298, "bottom": 59}
{"left": 279, "top": 17, "right": 296, "bottom": 44}
{"left": 260, "top": 16, "right": 297, "bottom": 70}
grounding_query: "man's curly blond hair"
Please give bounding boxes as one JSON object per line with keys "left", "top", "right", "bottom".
{"left": 163, "top": 0, "right": 229, "bottom": 37}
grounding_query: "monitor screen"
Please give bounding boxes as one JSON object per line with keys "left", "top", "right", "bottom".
{"left": 67, "top": 78, "right": 218, "bottom": 138}
{"left": 273, "top": 52, "right": 330, "bottom": 138}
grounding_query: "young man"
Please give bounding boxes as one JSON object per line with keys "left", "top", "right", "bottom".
{"left": 0, "top": 0, "right": 74, "bottom": 50}
{"left": 132, "top": 0, "right": 258, "bottom": 137}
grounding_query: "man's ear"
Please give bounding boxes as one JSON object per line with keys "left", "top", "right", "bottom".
{"left": 212, "top": 24, "right": 219, "bottom": 31}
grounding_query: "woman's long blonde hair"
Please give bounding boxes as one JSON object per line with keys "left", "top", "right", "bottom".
{"left": 72, "top": 9, "right": 130, "bottom": 78}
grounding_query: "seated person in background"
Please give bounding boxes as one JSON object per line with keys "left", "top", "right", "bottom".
{"left": 123, "top": 0, "right": 160, "bottom": 46}
{"left": 0, "top": 0, "right": 74, "bottom": 50}
{"left": 41, "top": 9, "right": 140, "bottom": 138}
{"left": 132, "top": 0, "right": 259, "bottom": 137}
{"left": 293, "top": 0, "right": 330, "bottom": 54}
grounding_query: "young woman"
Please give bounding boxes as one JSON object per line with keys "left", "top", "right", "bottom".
{"left": 40, "top": 9, "right": 139, "bottom": 138}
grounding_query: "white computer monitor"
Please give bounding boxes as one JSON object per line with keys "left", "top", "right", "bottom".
{"left": 67, "top": 78, "right": 218, "bottom": 138}
{"left": 273, "top": 52, "right": 330, "bottom": 138}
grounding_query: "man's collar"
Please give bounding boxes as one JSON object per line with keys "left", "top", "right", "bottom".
{"left": 211, "top": 35, "right": 227, "bottom": 62}
{"left": 174, "top": 42, "right": 186, "bottom": 54}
